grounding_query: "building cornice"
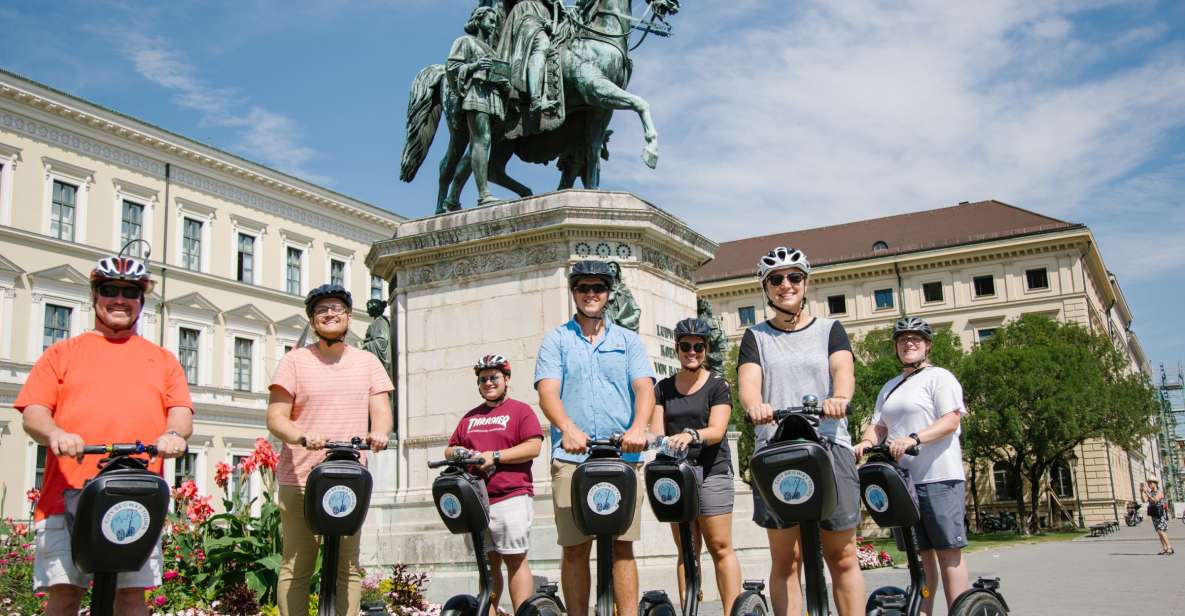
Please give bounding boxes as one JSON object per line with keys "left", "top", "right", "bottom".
{"left": 0, "top": 72, "right": 403, "bottom": 233}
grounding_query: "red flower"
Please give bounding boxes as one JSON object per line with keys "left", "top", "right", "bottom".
{"left": 251, "top": 437, "right": 279, "bottom": 472}
{"left": 163, "top": 570, "right": 180, "bottom": 582}
{"left": 34, "top": 591, "right": 46, "bottom": 598}
{"left": 214, "top": 461, "right": 232, "bottom": 489}
{"left": 153, "top": 594, "right": 168, "bottom": 607}
{"left": 171, "top": 479, "right": 198, "bottom": 503}
{"left": 26, "top": 488, "right": 41, "bottom": 504}
{"left": 238, "top": 454, "right": 259, "bottom": 477}
{"left": 185, "top": 495, "right": 214, "bottom": 525}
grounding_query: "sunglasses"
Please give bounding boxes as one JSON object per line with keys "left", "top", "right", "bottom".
{"left": 766, "top": 272, "right": 806, "bottom": 287}
{"left": 477, "top": 375, "right": 503, "bottom": 384}
{"left": 678, "top": 342, "right": 706, "bottom": 353}
{"left": 573, "top": 284, "right": 609, "bottom": 295}
{"left": 97, "top": 285, "right": 142, "bottom": 299}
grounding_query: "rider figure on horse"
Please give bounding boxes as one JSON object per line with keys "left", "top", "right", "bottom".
{"left": 494, "top": 0, "right": 565, "bottom": 137}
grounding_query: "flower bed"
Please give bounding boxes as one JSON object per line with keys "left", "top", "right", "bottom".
{"left": 856, "top": 536, "right": 894, "bottom": 570}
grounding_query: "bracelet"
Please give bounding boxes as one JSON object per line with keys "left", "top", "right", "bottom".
{"left": 909, "top": 432, "right": 923, "bottom": 446}
{"left": 165, "top": 430, "right": 183, "bottom": 439}
{"left": 682, "top": 427, "right": 702, "bottom": 444}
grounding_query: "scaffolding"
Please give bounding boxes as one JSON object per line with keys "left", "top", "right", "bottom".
{"left": 1158, "top": 364, "right": 1185, "bottom": 502}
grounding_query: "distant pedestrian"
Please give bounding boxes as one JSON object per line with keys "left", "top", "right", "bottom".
{"left": 1142, "top": 479, "right": 1174, "bottom": 555}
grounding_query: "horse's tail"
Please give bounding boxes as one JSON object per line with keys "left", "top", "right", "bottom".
{"left": 400, "top": 63, "right": 446, "bottom": 183}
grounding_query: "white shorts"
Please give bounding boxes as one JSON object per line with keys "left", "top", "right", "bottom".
{"left": 467, "top": 494, "right": 534, "bottom": 555}
{"left": 33, "top": 515, "right": 163, "bottom": 591}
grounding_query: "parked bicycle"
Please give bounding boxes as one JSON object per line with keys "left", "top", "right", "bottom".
{"left": 979, "top": 511, "right": 1018, "bottom": 533}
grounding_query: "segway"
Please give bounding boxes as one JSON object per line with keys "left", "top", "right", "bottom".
{"left": 731, "top": 394, "right": 838, "bottom": 616}
{"left": 859, "top": 443, "right": 1010, "bottom": 616}
{"left": 303, "top": 437, "right": 378, "bottom": 616}
{"left": 68, "top": 441, "right": 170, "bottom": 616}
{"left": 641, "top": 445, "right": 698, "bottom": 616}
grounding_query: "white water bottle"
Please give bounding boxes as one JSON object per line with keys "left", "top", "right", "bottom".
{"left": 645, "top": 433, "right": 688, "bottom": 460}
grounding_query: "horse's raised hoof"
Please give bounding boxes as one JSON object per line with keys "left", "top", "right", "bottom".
{"left": 642, "top": 147, "right": 658, "bottom": 169}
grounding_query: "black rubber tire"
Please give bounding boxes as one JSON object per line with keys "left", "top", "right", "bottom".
{"left": 442, "top": 595, "right": 478, "bottom": 616}
{"left": 516, "top": 596, "right": 564, "bottom": 616}
{"left": 865, "top": 585, "right": 908, "bottom": 614}
{"left": 950, "top": 591, "right": 1008, "bottom": 616}
{"left": 730, "top": 590, "right": 769, "bottom": 616}
{"left": 640, "top": 601, "right": 677, "bottom": 616}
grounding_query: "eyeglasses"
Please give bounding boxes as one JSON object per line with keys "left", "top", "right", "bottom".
{"left": 573, "top": 284, "right": 609, "bottom": 295}
{"left": 97, "top": 284, "right": 142, "bottom": 299}
{"left": 477, "top": 375, "right": 503, "bottom": 384}
{"left": 313, "top": 304, "right": 349, "bottom": 317}
{"left": 766, "top": 272, "right": 806, "bottom": 287}
{"left": 896, "top": 336, "right": 927, "bottom": 347}
{"left": 678, "top": 342, "right": 706, "bottom": 353}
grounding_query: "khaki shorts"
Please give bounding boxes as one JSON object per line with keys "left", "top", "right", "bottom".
{"left": 467, "top": 493, "right": 534, "bottom": 555}
{"left": 551, "top": 460, "right": 643, "bottom": 546}
{"left": 33, "top": 514, "right": 163, "bottom": 591}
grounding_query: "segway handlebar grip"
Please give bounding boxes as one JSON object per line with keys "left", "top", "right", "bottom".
{"left": 427, "top": 457, "right": 486, "bottom": 469}
{"left": 864, "top": 443, "right": 920, "bottom": 457}
{"left": 81, "top": 441, "right": 158, "bottom": 456}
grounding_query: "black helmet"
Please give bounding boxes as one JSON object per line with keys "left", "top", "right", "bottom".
{"left": 893, "top": 316, "right": 933, "bottom": 341}
{"left": 568, "top": 260, "right": 615, "bottom": 288}
{"left": 305, "top": 284, "right": 353, "bottom": 318}
{"left": 674, "top": 318, "right": 713, "bottom": 344}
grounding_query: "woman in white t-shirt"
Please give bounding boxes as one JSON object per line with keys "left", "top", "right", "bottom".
{"left": 853, "top": 316, "right": 970, "bottom": 616}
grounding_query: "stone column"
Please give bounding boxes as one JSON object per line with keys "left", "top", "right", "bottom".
{"left": 363, "top": 190, "right": 717, "bottom": 599}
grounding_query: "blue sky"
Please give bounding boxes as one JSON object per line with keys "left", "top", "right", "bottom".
{"left": 2, "top": 0, "right": 1184, "bottom": 374}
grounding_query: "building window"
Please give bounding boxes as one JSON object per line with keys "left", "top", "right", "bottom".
{"left": 173, "top": 452, "right": 199, "bottom": 487}
{"left": 43, "top": 304, "right": 72, "bottom": 351}
{"left": 738, "top": 306, "right": 756, "bottom": 327}
{"left": 874, "top": 288, "right": 894, "bottom": 310}
{"left": 286, "top": 247, "right": 303, "bottom": 295}
{"left": 182, "top": 218, "right": 202, "bottom": 271}
{"left": 179, "top": 327, "right": 200, "bottom": 385}
{"left": 978, "top": 328, "right": 997, "bottom": 342}
{"left": 120, "top": 200, "right": 144, "bottom": 254}
{"left": 283, "top": 344, "right": 294, "bottom": 354}
{"left": 922, "top": 281, "right": 944, "bottom": 303}
{"left": 993, "top": 462, "right": 1017, "bottom": 501}
{"left": 330, "top": 259, "right": 345, "bottom": 287}
{"left": 872, "top": 240, "right": 889, "bottom": 252}
{"left": 972, "top": 275, "right": 995, "bottom": 297}
{"left": 50, "top": 180, "right": 77, "bottom": 241}
{"left": 827, "top": 294, "right": 846, "bottom": 316}
{"left": 1050, "top": 461, "right": 1073, "bottom": 499}
{"left": 237, "top": 233, "right": 255, "bottom": 283}
{"left": 370, "top": 275, "right": 384, "bottom": 301}
{"left": 229, "top": 454, "right": 250, "bottom": 508}
{"left": 233, "top": 337, "right": 253, "bottom": 391}
{"left": 34, "top": 445, "right": 48, "bottom": 489}
{"left": 1025, "top": 268, "right": 1049, "bottom": 290}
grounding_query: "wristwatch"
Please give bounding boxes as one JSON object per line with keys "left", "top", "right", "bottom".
{"left": 492, "top": 451, "right": 502, "bottom": 464}
{"left": 165, "top": 430, "right": 183, "bottom": 439}
{"left": 909, "top": 432, "right": 922, "bottom": 446}
{"left": 682, "top": 427, "right": 701, "bottom": 444}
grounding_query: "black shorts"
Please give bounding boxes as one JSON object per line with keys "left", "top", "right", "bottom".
{"left": 752, "top": 438, "right": 861, "bottom": 532}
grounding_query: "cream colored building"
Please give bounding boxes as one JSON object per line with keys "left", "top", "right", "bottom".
{"left": 696, "top": 200, "right": 1160, "bottom": 525}
{"left": 0, "top": 69, "right": 403, "bottom": 517}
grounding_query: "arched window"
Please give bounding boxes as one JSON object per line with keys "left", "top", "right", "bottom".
{"left": 993, "top": 462, "right": 1017, "bottom": 501}
{"left": 872, "top": 240, "right": 889, "bottom": 252}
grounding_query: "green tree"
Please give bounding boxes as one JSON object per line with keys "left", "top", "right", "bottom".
{"left": 960, "top": 315, "right": 1160, "bottom": 534}
{"left": 723, "top": 344, "right": 756, "bottom": 482}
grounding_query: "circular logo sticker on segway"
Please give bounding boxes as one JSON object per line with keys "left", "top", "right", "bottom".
{"left": 864, "top": 484, "right": 890, "bottom": 513}
{"left": 772, "top": 469, "right": 814, "bottom": 505}
{"left": 100, "top": 500, "right": 151, "bottom": 545}
{"left": 652, "top": 478, "right": 681, "bottom": 505}
{"left": 439, "top": 493, "right": 463, "bottom": 519}
{"left": 322, "top": 485, "right": 358, "bottom": 518}
{"left": 587, "top": 482, "right": 622, "bottom": 515}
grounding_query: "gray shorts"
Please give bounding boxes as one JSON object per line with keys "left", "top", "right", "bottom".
{"left": 694, "top": 465, "right": 735, "bottom": 517}
{"left": 33, "top": 515, "right": 163, "bottom": 591}
{"left": 753, "top": 438, "right": 861, "bottom": 532}
{"left": 912, "top": 480, "right": 968, "bottom": 550}
{"left": 467, "top": 493, "right": 534, "bottom": 555}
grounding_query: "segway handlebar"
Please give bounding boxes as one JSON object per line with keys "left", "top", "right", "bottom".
{"left": 298, "top": 436, "right": 390, "bottom": 451}
{"left": 863, "top": 443, "right": 920, "bottom": 457}
{"left": 82, "top": 441, "right": 159, "bottom": 456}
{"left": 770, "top": 394, "right": 852, "bottom": 422}
{"left": 427, "top": 457, "right": 487, "bottom": 469}
{"left": 587, "top": 433, "right": 624, "bottom": 448}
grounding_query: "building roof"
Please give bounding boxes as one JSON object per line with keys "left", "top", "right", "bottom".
{"left": 695, "top": 200, "right": 1080, "bottom": 283}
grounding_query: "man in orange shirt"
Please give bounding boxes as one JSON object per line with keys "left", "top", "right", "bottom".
{"left": 17, "top": 255, "right": 193, "bottom": 616}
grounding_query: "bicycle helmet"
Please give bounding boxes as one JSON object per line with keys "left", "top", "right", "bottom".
{"left": 673, "top": 317, "right": 713, "bottom": 344}
{"left": 304, "top": 284, "right": 353, "bottom": 319}
{"left": 892, "top": 316, "right": 933, "bottom": 341}
{"left": 568, "top": 260, "right": 615, "bottom": 289}
{"left": 473, "top": 353, "right": 511, "bottom": 377}
{"left": 90, "top": 256, "right": 154, "bottom": 294}
{"left": 757, "top": 246, "right": 810, "bottom": 283}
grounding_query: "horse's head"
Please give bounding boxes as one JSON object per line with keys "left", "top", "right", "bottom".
{"left": 649, "top": 0, "right": 680, "bottom": 17}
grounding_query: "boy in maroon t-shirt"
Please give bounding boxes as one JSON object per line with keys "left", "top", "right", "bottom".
{"left": 445, "top": 354, "right": 544, "bottom": 614}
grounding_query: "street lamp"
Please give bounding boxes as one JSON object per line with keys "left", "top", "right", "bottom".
{"left": 1067, "top": 450, "right": 1085, "bottom": 529}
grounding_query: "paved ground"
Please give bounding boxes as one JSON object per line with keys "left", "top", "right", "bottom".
{"left": 693, "top": 522, "right": 1185, "bottom": 615}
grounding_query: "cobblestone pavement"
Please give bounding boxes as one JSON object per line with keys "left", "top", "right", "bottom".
{"left": 692, "top": 522, "right": 1185, "bottom": 615}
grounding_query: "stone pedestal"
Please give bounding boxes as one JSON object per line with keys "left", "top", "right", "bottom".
{"left": 360, "top": 190, "right": 812, "bottom": 602}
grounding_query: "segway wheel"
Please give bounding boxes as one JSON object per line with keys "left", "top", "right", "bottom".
{"left": 442, "top": 594, "right": 479, "bottom": 616}
{"left": 865, "top": 585, "right": 908, "bottom": 614}
{"left": 730, "top": 590, "right": 769, "bottom": 616}
{"left": 516, "top": 595, "right": 564, "bottom": 616}
{"left": 639, "top": 590, "right": 676, "bottom": 616}
{"left": 949, "top": 591, "right": 1008, "bottom": 616}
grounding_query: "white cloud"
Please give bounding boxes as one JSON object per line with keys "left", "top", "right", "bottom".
{"left": 120, "top": 35, "right": 329, "bottom": 184}
{"left": 602, "top": 0, "right": 1185, "bottom": 284}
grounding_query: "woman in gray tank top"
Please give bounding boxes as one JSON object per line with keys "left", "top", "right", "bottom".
{"left": 737, "top": 246, "right": 866, "bottom": 616}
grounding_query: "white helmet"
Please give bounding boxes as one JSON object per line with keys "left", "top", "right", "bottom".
{"left": 757, "top": 246, "right": 810, "bottom": 283}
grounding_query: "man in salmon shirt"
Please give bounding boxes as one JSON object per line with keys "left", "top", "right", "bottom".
{"left": 266, "top": 283, "right": 394, "bottom": 616}
{"left": 444, "top": 353, "right": 544, "bottom": 615}
{"left": 17, "top": 255, "right": 193, "bottom": 616}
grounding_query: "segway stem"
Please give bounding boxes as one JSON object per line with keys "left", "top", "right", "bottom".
{"left": 318, "top": 534, "right": 341, "bottom": 616}
{"left": 91, "top": 572, "right": 118, "bottom": 616}
{"left": 596, "top": 534, "right": 615, "bottom": 616}
{"left": 474, "top": 530, "right": 494, "bottom": 616}
{"left": 800, "top": 521, "right": 830, "bottom": 616}
{"left": 678, "top": 521, "right": 699, "bottom": 616}
{"left": 901, "top": 527, "right": 926, "bottom": 615}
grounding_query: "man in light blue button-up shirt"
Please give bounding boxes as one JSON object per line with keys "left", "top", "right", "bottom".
{"left": 534, "top": 260, "right": 655, "bottom": 616}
